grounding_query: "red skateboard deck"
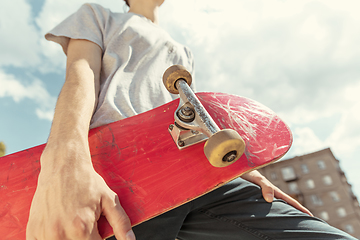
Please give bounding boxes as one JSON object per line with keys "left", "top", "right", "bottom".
{"left": 0, "top": 92, "right": 292, "bottom": 239}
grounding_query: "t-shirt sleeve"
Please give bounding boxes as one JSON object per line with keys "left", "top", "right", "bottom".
{"left": 45, "top": 3, "right": 106, "bottom": 54}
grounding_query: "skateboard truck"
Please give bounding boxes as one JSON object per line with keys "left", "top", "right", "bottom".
{"left": 163, "top": 65, "right": 245, "bottom": 167}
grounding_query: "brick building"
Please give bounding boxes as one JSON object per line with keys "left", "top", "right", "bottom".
{"left": 258, "top": 148, "right": 360, "bottom": 238}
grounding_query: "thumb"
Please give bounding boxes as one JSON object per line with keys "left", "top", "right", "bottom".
{"left": 261, "top": 186, "right": 274, "bottom": 203}
{"left": 102, "top": 193, "right": 136, "bottom": 240}
{"left": 259, "top": 179, "right": 274, "bottom": 203}
{"left": 242, "top": 171, "right": 274, "bottom": 203}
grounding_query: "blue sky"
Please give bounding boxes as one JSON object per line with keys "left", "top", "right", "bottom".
{"left": 1, "top": 0, "right": 360, "bottom": 197}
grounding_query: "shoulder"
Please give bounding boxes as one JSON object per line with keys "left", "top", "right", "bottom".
{"left": 76, "top": 3, "right": 114, "bottom": 20}
{"left": 79, "top": 3, "right": 107, "bottom": 12}
{"left": 79, "top": 3, "right": 130, "bottom": 26}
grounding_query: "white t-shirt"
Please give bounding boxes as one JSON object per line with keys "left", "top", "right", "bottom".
{"left": 46, "top": 3, "right": 195, "bottom": 128}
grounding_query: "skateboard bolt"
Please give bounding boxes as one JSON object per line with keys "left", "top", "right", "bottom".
{"left": 178, "top": 140, "right": 185, "bottom": 147}
{"left": 178, "top": 106, "right": 195, "bottom": 122}
{"left": 169, "top": 124, "right": 174, "bottom": 131}
{"left": 181, "top": 107, "right": 193, "bottom": 116}
{"left": 191, "top": 130, "right": 199, "bottom": 135}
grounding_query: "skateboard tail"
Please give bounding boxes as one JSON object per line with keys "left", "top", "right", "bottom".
{"left": 0, "top": 145, "right": 44, "bottom": 240}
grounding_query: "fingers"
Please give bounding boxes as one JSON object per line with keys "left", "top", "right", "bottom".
{"left": 242, "top": 170, "right": 313, "bottom": 216}
{"left": 102, "top": 193, "right": 136, "bottom": 240}
{"left": 261, "top": 178, "right": 314, "bottom": 216}
{"left": 242, "top": 171, "right": 275, "bottom": 202}
{"left": 262, "top": 180, "right": 313, "bottom": 216}
{"left": 273, "top": 189, "right": 314, "bottom": 217}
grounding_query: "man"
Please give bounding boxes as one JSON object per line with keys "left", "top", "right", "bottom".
{"left": 26, "top": 0, "right": 356, "bottom": 239}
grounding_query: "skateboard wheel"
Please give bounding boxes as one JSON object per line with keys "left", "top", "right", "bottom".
{"left": 163, "top": 65, "right": 192, "bottom": 94}
{"left": 204, "top": 129, "right": 245, "bottom": 167}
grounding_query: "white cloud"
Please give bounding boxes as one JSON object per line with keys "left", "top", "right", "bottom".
{"left": 327, "top": 93, "right": 360, "bottom": 156}
{"left": 0, "top": 70, "right": 56, "bottom": 121}
{"left": 36, "top": 108, "right": 55, "bottom": 121}
{"left": 160, "top": 0, "right": 360, "bottom": 111}
{"left": 290, "top": 127, "right": 326, "bottom": 155}
{"left": 0, "top": 0, "right": 41, "bottom": 67}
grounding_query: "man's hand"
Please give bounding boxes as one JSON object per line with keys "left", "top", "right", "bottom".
{"left": 241, "top": 170, "right": 313, "bottom": 217}
{"left": 26, "top": 149, "right": 136, "bottom": 240}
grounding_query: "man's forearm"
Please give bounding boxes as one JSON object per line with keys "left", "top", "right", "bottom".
{"left": 42, "top": 39, "right": 102, "bottom": 164}
{"left": 47, "top": 62, "right": 97, "bottom": 148}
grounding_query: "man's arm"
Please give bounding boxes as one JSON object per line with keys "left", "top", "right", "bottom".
{"left": 26, "top": 39, "right": 135, "bottom": 240}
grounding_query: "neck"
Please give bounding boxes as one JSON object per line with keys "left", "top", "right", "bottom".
{"left": 128, "top": 1, "right": 160, "bottom": 24}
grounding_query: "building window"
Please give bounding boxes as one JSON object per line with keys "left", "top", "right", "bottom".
{"left": 323, "top": 175, "right": 333, "bottom": 185}
{"left": 270, "top": 172, "right": 277, "bottom": 180}
{"left": 319, "top": 211, "right": 329, "bottom": 221}
{"left": 288, "top": 182, "right": 300, "bottom": 194}
{"left": 281, "top": 166, "right": 296, "bottom": 181}
{"left": 337, "top": 207, "right": 347, "bottom": 217}
{"left": 306, "top": 179, "right": 315, "bottom": 189}
{"left": 329, "top": 191, "right": 340, "bottom": 202}
{"left": 310, "top": 194, "right": 323, "bottom": 206}
{"left": 301, "top": 164, "right": 309, "bottom": 174}
{"left": 344, "top": 224, "right": 354, "bottom": 234}
{"left": 317, "top": 160, "right": 326, "bottom": 170}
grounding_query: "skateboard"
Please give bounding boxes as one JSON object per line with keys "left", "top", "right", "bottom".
{"left": 0, "top": 65, "right": 292, "bottom": 239}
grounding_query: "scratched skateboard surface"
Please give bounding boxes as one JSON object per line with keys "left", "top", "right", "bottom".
{"left": 0, "top": 92, "right": 292, "bottom": 240}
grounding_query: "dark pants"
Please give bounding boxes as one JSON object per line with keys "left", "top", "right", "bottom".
{"left": 108, "top": 178, "right": 356, "bottom": 240}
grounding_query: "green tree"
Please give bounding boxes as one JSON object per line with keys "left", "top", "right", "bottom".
{"left": 0, "top": 141, "right": 6, "bottom": 157}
